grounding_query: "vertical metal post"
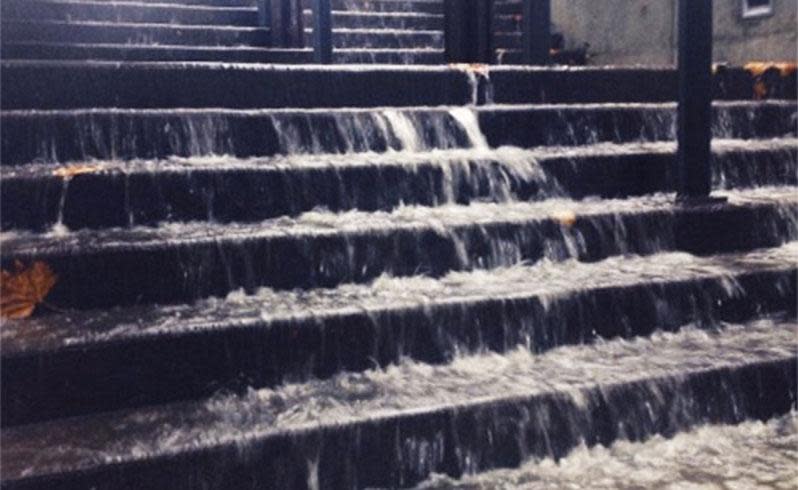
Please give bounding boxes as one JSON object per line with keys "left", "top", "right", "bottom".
{"left": 522, "top": 0, "right": 550, "bottom": 65}
{"left": 257, "top": 0, "right": 270, "bottom": 30}
{"left": 444, "top": 0, "right": 493, "bottom": 63}
{"left": 312, "top": 0, "right": 333, "bottom": 64}
{"left": 676, "top": 0, "right": 714, "bottom": 200}
{"left": 269, "top": 0, "right": 303, "bottom": 47}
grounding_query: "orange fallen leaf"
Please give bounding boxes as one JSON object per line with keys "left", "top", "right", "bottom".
{"left": 1, "top": 261, "right": 58, "bottom": 320}
{"left": 449, "top": 63, "right": 489, "bottom": 76}
{"left": 52, "top": 164, "right": 102, "bottom": 179}
{"left": 753, "top": 80, "right": 769, "bottom": 100}
{"left": 552, "top": 210, "right": 577, "bottom": 227}
{"left": 744, "top": 62, "right": 797, "bottom": 78}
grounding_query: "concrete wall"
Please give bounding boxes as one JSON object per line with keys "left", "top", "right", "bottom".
{"left": 551, "top": 0, "right": 796, "bottom": 66}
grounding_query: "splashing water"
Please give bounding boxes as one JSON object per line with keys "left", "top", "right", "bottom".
{"left": 415, "top": 412, "right": 798, "bottom": 490}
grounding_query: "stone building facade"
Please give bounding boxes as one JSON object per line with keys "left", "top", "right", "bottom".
{"left": 551, "top": 0, "right": 796, "bottom": 65}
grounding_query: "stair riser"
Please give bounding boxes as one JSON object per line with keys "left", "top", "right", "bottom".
{"left": 3, "top": 105, "right": 792, "bottom": 166}
{"left": 4, "top": 148, "right": 795, "bottom": 232}
{"left": 486, "top": 68, "right": 797, "bottom": 104}
{"left": 1, "top": 63, "right": 477, "bottom": 111}
{"left": 2, "top": 43, "right": 447, "bottom": 64}
{"left": 493, "top": 1, "right": 522, "bottom": 15}
{"left": 2, "top": 203, "right": 795, "bottom": 309}
{"left": 304, "top": 29, "right": 443, "bottom": 49}
{"left": 2, "top": 269, "right": 793, "bottom": 426}
{"left": 5, "top": 359, "right": 794, "bottom": 489}
{"left": 2, "top": 64, "right": 782, "bottom": 111}
{"left": 334, "top": 49, "right": 444, "bottom": 63}
{"left": 1, "top": 43, "right": 306, "bottom": 63}
{"left": 1, "top": 2, "right": 258, "bottom": 27}
{"left": 480, "top": 104, "right": 794, "bottom": 148}
{"left": 493, "top": 14, "right": 521, "bottom": 32}
{"left": 1, "top": 21, "right": 269, "bottom": 47}
{"left": 331, "top": 0, "right": 444, "bottom": 14}
{"left": 303, "top": 11, "right": 443, "bottom": 30}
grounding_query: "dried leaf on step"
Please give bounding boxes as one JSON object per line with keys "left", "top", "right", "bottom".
{"left": 551, "top": 209, "right": 577, "bottom": 227}
{"left": 744, "top": 62, "right": 797, "bottom": 78}
{"left": 52, "top": 164, "right": 102, "bottom": 179}
{"left": 449, "top": 63, "right": 489, "bottom": 76}
{"left": 753, "top": 80, "right": 769, "bottom": 100}
{"left": 1, "top": 261, "right": 58, "bottom": 320}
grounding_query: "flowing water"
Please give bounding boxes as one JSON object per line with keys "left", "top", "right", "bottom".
{"left": 2, "top": 317, "right": 795, "bottom": 481}
{"left": 416, "top": 412, "right": 798, "bottom": 490}
{"left": 1, "top": 62, "right": 796, "bottom": 487}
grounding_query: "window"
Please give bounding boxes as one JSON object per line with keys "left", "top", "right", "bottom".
{"left": 742, "top": 0, "right": 773, "bottom": 18}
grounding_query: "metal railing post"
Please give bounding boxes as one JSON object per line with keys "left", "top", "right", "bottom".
{"left": 522, "top": 0, "right": 550, "bottom": 64}
{"left": 268, "top": 0, "right": 303, "bottom": 48}
{"left": 444, "top": 0, "right": 493, "bottom": 63}
{"left": 311, "top": 0, "right": 333, "bottom": 64}
{"left": 676, "top": 0, "right": 715, "bottom": 201}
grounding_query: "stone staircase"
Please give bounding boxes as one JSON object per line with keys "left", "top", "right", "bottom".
{"left": 1, "top": 58, "right": 796, "bottom": 488}
{"left": 2, "top": 0, "right": 447, "bottom": 64}
{"left": 0, "top": 0, "right": 581, "bottom": 64}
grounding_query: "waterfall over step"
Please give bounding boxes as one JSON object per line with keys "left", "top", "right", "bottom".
{"left": 0, "top": 27, "right": 797, "bottom": 490}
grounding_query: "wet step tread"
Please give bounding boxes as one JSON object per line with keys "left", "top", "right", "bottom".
{"left": 6, "top": 242, "right": 795, "bottom": 357}
{"left": 1, "top": 19, "right": 270, "bottom": 47}
{"left": 1, "top": 1, "right": 259, "bottom": 27}
{"left": 1, "top": 42, "right": 447, "bottom": 64}
{"left": 4, "top": 187, "right": 796, "bottom": 259}
{"left": 3, "top": 139, "right": 795, "bottom": 231}
{"left": 1, "top": 187, "right": 796, "bottom": 310}
{"left": 2, "top": 317, "right": 795, "bottom": 488}
{"left": 2, "top": 243, "right": 795, "bottom": 425}
{"left": 1, "top": 41, "right": 310, "bottom": 63}
{"left": 1, "top": 60, "right": 779, "bottom": 110}
{"left": 2, "top": 102, "right": 793, "bottom": 166}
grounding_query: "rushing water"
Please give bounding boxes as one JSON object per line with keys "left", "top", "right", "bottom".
{"left": 3, "top": 241, "right": 791, "bottom": 352}
{"left": 2, "top": 100, "right": 793, "bottom": 165}
{"left": 1, "top": 51, "right": 796, "bottom": 489}
{"left": 416, "top": 412, "right": 798, "bottom": 490}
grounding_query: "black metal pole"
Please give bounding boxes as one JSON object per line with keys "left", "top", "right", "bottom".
{"left": 258, "top": 0, "right": 270, "bottom": 30}
{"left": 269, "top": 0, "right": 303, "bottom": 47}
{"left": 676, "top": 0, "right": 714, "bottom": 200}
{"left": 444, "top": 0, "right": 493, "bottom": 63}
{"left": 312, "top": 0, "right": 333, "bottom": 63}
{"left": 522, "top": 0, "right": 550, "bottom": 65}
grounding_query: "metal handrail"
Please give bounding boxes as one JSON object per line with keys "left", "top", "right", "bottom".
{"left": 261, "top": 0, "right": 332, "bottom": 63}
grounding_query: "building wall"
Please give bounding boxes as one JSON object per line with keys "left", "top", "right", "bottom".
{"left": 551, "top": 0, "right": 796, "bottom": 66}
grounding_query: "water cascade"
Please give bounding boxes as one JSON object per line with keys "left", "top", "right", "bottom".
{"left": 0, "top": 9, "right": 796, "bottom": 489}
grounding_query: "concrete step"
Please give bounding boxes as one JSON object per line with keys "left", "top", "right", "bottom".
{"left": 494, "top": 0, "right": 522, "bottom": 15}
{"left": 303, "top": 10, "right": 443, "bottom": 30}
{"left": 1, "top": 20, "right": 269, "bottom": 46}
{"left": 0, "top": 61, "right": 794, "bottom": 110}
{"left": 0, "top": 62, "right": 780, "bottom": 111}
{"left": 305, "top": 27, "right": 444, "bottom": 49}
{"left": 2, "top": 140, "right": 795, "bottom": 232}
{"left": 416, "top": 412, "right": 798, "bottom": 488}
{"left": 1, "top": 42, "right": 309, "bottom": 63}
{"left": 2, "top": 317, "right": 794, "bottom": 488}
{"left": 1, "top": 0, "right": 258, "bottom": 27}
{"left": 1, "top": 42, "right": 447, "bottom": 64}
{"left": 2, "top": 244, "right": 795, "bottom": 426}
{"left": 334, "top": 47, "right": 444, "bottom": 63}
{"left": 1, "top": 187, "right": 796, "bottom": 310}
{"left": 329, "top": 0, "right": 444, "bottom": 14}
{"left": 2, "top": 102, "right": 793, "bottom": 165}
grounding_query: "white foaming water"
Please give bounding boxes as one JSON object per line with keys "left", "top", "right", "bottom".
{"left": 7, "top": 100, "right": 792, "bottom": 165}
{"left": 5, "top": 318, "right": 794, "bottom": 482}
{"left": 416, "top": 412, "right": 798, "bottom": 490}
{"left": 7, "top": 242, "right": 794, "bottom": 352}
{"left": 4, "top": 186, "right": 796, "bottom": 256}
